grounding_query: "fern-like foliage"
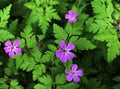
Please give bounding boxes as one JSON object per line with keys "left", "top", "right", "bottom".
{"left": 53, "top": 23, "right": 96, "bottom": 51}
{"left": 20, "top": 54, "right": 36, "bottom": 72}
{"left": 32, "top": 64, "right": 46, "bottom": 81}
{"left": 87, "top": 0, "right": 119, "bottom": 62}
{"left": 10, "top": 80, "right": 24, "bottom": 89}
{"left": 0, "top": 30, "right": 14, "bottom": 42}
{"left": 74, "top": 38, "right": 96, "bottom": 51}
{"left": 53, "top": 24, "right": 68, "bottom": 43}
{"left": 0, "top": 4, "right": 14, "bottom": 42}
{"left": 55, "top": 73, "right": 66, "bottom": 84}
{"left": 34, "top": 75, "right": 52, "bottom": 89}
{"left": 24, "top": 1, "right": 60, "bottom": 34}
{"left": 20, "top": 25, "right": 37, "bottom": 48}
{"left": 0, "top": 4, "right": 12, "bottom": 28}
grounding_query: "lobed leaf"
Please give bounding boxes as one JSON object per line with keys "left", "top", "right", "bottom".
{"left": 53, "top": 24, "right": 68, "bottom": 43}
{"left": 74, "top": 38, "right": 96, "bottom": 50}
{"left": 0, "top": 30, "right": 14, "bottom": 42}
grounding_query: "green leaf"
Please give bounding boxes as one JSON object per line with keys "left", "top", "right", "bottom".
{"left": 38, "top": 75, "right": 52, "bottom": 85}
{"left": 0, "top": 78, "right": 7, "bottom": 83}
{"left": 0, "top": 30, "right": 14, "bottom": 42}
{"left": 107, "top": 40, "right": 120, "bottom": 62}
{"left": 56, "top": 0, "right": 68, "bottom": 14}
{"left": 38, "top": 6, "right": 60, "bottom": 33}
{"left": 113, "top": 76, "right": 120, "bottom": 82}
{"left": 34, "top": 0, "right": 41, "bottom": 6}
{"left": 20, "top": 25, "right": 37, "bottom": 48}
{"left": 94, "top": 30, "right": 117, "bottom": 41}
{"left": 91, "top": 0, "right": 114, "bottom": 21}
{"left": 55, "top": 73, "right": 66, "bottom": 84}
{"left": 15, "top": 55, "right": 23, "bottom": 68}
{"left": 0, "top": 4, "right": 12, "bottom": 28}
{"left": 24, "top": 2, "right": 36, "bottom": 9}
{"left": 91, "top": 0, "right": 106, "bottom": 18}
{"left": 25, "top": 2, "right": 60, "bottom": 34}
{"left": 65, "top": 23, "right": 82, "bottom": 36}
{"left": 45, "top": 6, "right": 60, "bottom": 20}
{"left": 0, "top": 61, "right": 3, "bottom": 65}
{"left": 56, "top": 83, "right": 81, "bottom": 89}
{"left": 49, "top": 0, "right": 59, "bottom": 5}
{"left": 40, "top": 51, "right": 54, "bottom": 63}
{"left": 8, "top": 19, "right": 18, "bottom": 34}
{"left": 88, "top": 19, "right": 109, "bottom": 34}
{"left": 56, "top": 85, "right": 63, "bottom": 89}
{"left": 69, "top": 36, "right": 79, "bottom": 43}
{"left": 31, "top": 45, "right": 42, "bottom": 62}
{"left": 34, "top": 84, "right": 47, "bottom": 89}
{"left": 7, "top": 59, "right": 18, "bottom": 75}
{"left": 106, "top": 0, "right": 114, "bottom": 17}
{"left": 0, "top": 78, "right": 8, "bottom": 89}
{"left": 86, "top": 18, "right": 97, "bottom": 33}
{"left": 26, "top": 8, "right": 42, "bottom": 25}
{"left": 4, "top": 67, "right": 12, "bottom": 76}
{"left": 20, "top": 54, "right": 36, "bottom": 72}
{"left": 48, "top": 44, "right": 57, "bottom": 51}
{"left": 64, "top": 60, "right": 72, "bottom": 71}
{"left": 10, "top": 80, "right": 23, "bottom": 89}
{"left": 37, "top": 35, "right": 45, "bottom": 42}
{"left": 32, "top": 64, "right": 46, "bottom": 81}
{"left": 53, "top": 24, "right": 68, "bottom": 43}
{"left": 74, "top": 38, "right": 96, "bottom": 50}
{"left": 63, "top": 82, "right": 79, "bottom": 89}
{"left": 89, "top": 0, "right": 118, "bottom": 62}
{"left": 17, "top": 38, "right": 25, "bottom": 48}
{"left": 10, "top": 80, "right": 18, "bottom": 86}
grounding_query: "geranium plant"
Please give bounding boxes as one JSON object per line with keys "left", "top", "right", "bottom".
{"left": 0, "top": 0, "right": 120, "bottom": 89}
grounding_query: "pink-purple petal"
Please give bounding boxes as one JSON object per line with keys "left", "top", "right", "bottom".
{"left": 68, "top": 10, "right": 73, "bottom": 15}
{"left": 73, "top": 75, "right": 80, "bottom": 83}
{"left": 71, "top": 64, "right": 78, "bottom": 71}
{"left": 14, "top": 48, "right": 22, "bottom": 54}
{"left": 68, "top": 18, "right": 77, "bottom": 23}
{"left": 65, "top": 14, "right": 70, "bottom": 19}
{"left": 74, "top": 13, "right": 78, "bottom": 17}
{"left": 5, "top": 40, "right": 12, "bottom": 47}
{"left": 68, "top": 19, "right": 73, "bottom": 23}
{"left": 56, "top": 50, "right": 63, "bottom": 58}
{"left": 8, "top": 51, "right": 14, "bottom": 57}
{"left": 66, "top": 52, "right": 74, "bottom": 60}
{"left": 66, "top": 74, "right": 73, "bottom": 82}
{"left": 60, "top": 53, "right": 67, "bottom": 62}
{"left": 59, "top": 41, "right": 66, "bottom": 49}
{"left": 76, "top": 70, "right": 83, "bottom": 77}
{"left": 72, "top": 18, "right": 77, "bottom": 22}
{"left": 67, "top": 43, "right": 75, "bottom": 51}
{"left": 13, "top": 40, "right": 20, "bottom": 47}
{"left": 4, "top": 47, "right": 11, "bottom": 53}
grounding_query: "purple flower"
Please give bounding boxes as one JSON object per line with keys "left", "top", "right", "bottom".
{"left": 65, "top": 10, "right": 78, "bottom": 23}
{"left": 65, "top": 64, "right": 83, "bottom": 83}
{"left": 56, "top": 40, "right": 75, "bottom": 62}
{"left": 4, "top": 40, "right": 22, "bottom": 57}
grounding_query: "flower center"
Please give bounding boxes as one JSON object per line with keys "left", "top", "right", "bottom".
{"left": 70, "top": 15, "right": 74, "bottom": 19}
{"left": 63, "top": 50, "right": 67, "bottom": 52}
{"left": 72, "top": 72, "right": 76, "bottom": 75}
{"left": 11, "top": 46, "right": 14, "bottom": 50}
